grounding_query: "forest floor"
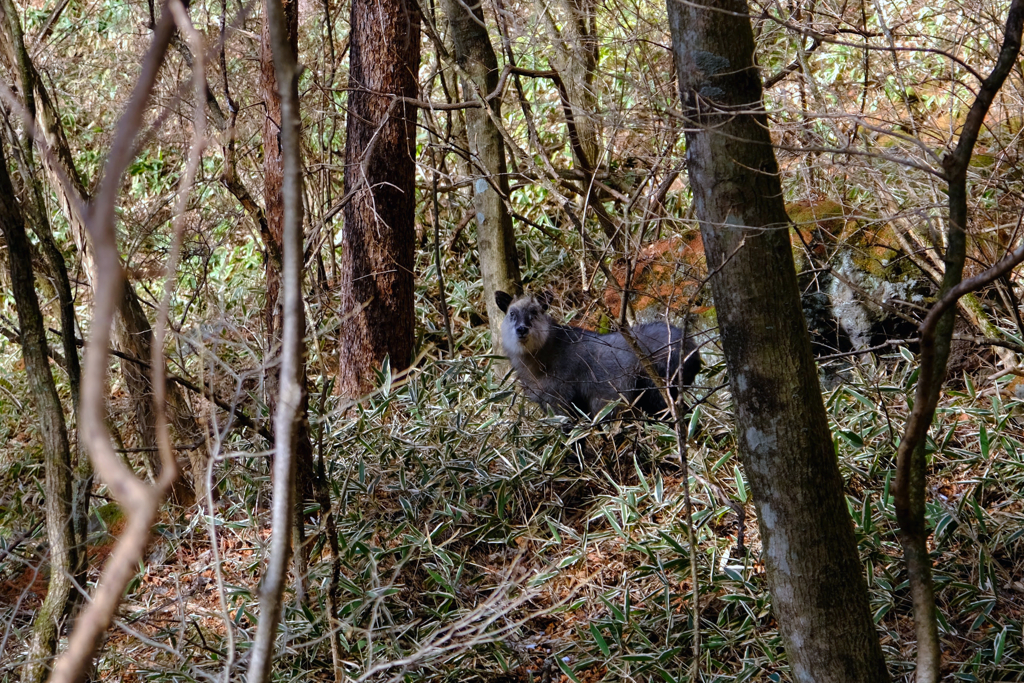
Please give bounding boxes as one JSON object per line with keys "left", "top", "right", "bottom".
{"left": 1, "top": 340, "right": 1022, "bottom": 682}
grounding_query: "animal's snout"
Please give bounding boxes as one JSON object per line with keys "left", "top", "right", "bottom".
{"left": 516, "top": 325, "right": 529, "bottom": 338}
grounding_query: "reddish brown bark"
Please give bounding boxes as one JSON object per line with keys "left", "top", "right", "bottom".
{"left": 259, "top": 0, "right": 296, "bottom": 346}
{"left": 258, "top": 0, "right": 319, "bottom": 602}
{"left": 338, "top": 0, "right": 421, "bottom": 396}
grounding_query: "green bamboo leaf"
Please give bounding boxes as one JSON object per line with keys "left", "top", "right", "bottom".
{"left": 589, "top": 623, "right": 610, "bottom": 658}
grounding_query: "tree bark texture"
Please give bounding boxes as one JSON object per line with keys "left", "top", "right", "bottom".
{"left": 0, "top": 0, "right": 91, "bottom": 589}
{"left": 441, "top": 0, "right": 521, "bottom": 350}
{"left": 258, "top": 0, "right": 318, "bottom": 595}
{"left": 115, "top": 284, "right": 203, "bottom": 504}
{"left": 338, "top": 0, "right": 420, "bottom": 396}
{"left": 0, "top": 137, "right": 78, "bottom": 683}
{"left": 259, "top": 0, "right": 293, "bottom": 348}
{"left": 668, "top": 1, "right": 891, "bottom": 681}
{"left": 247, "top": 0, "right": 306, "bottom": 677}
{"left": 0, "top": 0, "right": 80, "bottom": 403}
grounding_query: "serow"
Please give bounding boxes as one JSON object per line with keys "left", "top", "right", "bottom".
{"left": 495, "top": 290, "right": 701, "bottom": 421}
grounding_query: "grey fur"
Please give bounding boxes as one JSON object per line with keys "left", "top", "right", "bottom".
{"left": 496, "top": 291, "right": 701, "bottom": 419}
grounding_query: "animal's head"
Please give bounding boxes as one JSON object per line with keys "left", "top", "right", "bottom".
{"left": 495, "top": 290, "right": 553, "bottom": 355}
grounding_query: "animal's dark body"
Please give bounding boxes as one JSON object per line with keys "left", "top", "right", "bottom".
{"left": 495, "top": 291, "right": 701, "bottom": 419}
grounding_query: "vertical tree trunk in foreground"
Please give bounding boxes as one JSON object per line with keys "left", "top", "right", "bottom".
{"left": 258, "top": 0, "right": 318, "bottom": 601}
{"left": 247, "top": 0, "right": 306, "bottom": 677}
{"left": 0, "top": 137, "right": 78, "bottom": 683}
{"left": 441, "top": 0, "right": 521, "bottom": 350}
{"left": 338, "top": 0, "right": 420, "bottom": 395}
{"left": 668, "top": 1, "right": 891, "bottom": 680}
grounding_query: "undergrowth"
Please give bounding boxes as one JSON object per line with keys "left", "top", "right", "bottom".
{"left": 2, "top": 319, "right": 1021, "bottom": 682}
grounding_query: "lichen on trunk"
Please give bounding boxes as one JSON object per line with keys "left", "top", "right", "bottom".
{"left": 668, "top": 0, "right": 891, "bottom": 679}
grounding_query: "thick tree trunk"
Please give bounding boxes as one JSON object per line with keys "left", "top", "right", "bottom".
{"left": 441, "top": 0, "right": 521, "bottom": 350}
{"left": 338, "top": 0, "right": 420, "bottom": 396}
{"left": 0, "top": 137, "right": 78, "bottom": 683}
{"left": 668, "top": 1, "right": 891, "bottom": 681}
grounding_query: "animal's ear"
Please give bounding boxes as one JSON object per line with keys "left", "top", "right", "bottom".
{"left": 495, "top": 290, "right": 513, "bottom": 313}
{"left": 538, "top": 290, "right": 554, "bottom": 311}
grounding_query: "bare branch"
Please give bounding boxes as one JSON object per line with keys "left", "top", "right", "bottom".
{"left": 892, "top": 2, "right": 1024, "bottom": 680}
{"left": 47, "top": 9, "right": 177, "bottom": 683}
{"left": 245, "top": 0, "right": 306, "bottom": 676}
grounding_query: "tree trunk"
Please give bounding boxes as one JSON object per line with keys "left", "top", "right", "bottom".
{"left": 338, "top": 0, "right": 420, "bottom": 396}
{"left": 0, "top": 0, "right": 91, "bottom": 595}
{"left": 113, "top": 284, "right": 203, "bottom": 505}
{"left": 537, "top": 0, "right": 600, "bottom": 168}
{"left": 0, "top": 137, "right": 78, "bottom": 683}
{"left": 260, "top": 2, "right": 288, "bottom": 351}
{"left": 258, "top": 0, "right": 319, "bottom": 600}
{"left": 441, "top": 0, "right": 521, "bottom": 350}
{"left": 668, "top": 1, "right": 891, "bottom": 680}
{"left": 246, "top": 0, "right": 306, "bottom": 677}
{"left": 532, "top": 0, "right": 623, "bottom": 248}
{"left": 1, "top": 0, "right": 206, "bottom": 505}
